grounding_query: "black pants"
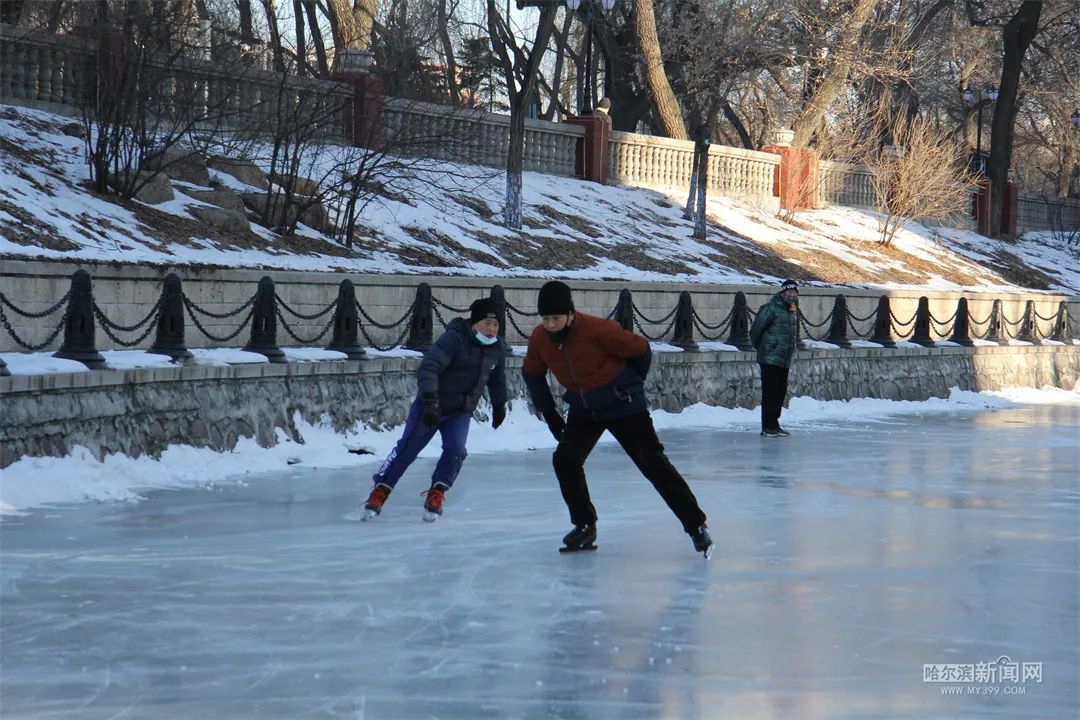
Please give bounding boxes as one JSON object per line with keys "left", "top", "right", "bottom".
{"left": 759, "top": 363, "right": 790, "bottom": 431}
{"left": 552, "top": 411, "right": 707, "bottom": 534}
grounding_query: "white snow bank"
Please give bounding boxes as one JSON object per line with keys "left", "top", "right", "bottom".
{"left": 2, "top": 384, "right": 1076, "bottom": 516}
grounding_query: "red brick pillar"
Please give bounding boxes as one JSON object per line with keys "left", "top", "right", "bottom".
{"left": 566, "top": 113, "right": 612, "bottom": 184}
{"left": 331, "top": 71, "right": 383, "bottom": 150}
{"left": 1001, "top": 181, "right": 1019, "bottom": 237}
{"left": 973, "top": 179, "right": 991, "bottom": 236}
{"left": 762, "top": 145, "right": 819, "bottom": 211}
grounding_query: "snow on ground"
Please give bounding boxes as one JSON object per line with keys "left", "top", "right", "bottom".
{"left": 2, "top": 384, "right": 1077, "bottom": 516}
{"left": 2, "top": 104, "right": 1077, "bottom": 294}
{"left": 0, "top": 354, "right": 89, "bottom": 375}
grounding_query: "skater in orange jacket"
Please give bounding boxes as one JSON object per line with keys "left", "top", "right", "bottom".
{"left": 522, "top": 281, "right": 712, "bottom": 556}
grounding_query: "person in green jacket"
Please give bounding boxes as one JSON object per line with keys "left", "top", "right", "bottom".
{"left": 750, "top": 279, "right": 799, "bottom": 437}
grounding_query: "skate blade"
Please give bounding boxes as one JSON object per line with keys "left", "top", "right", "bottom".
{"left": 345, "top": 509, "right": 379, "bottom": 522}
{"left": 422, "top": 511, "right": 441, "bottom": 523}
{"left": 559, "top": 544, "right": 598, "bottom": 553}
{"left": 701, "top": 544, "right": 715, "bottom": 560}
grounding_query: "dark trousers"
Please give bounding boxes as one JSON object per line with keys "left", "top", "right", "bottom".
{"left": 552, "top": 411, "right": 707, "bottom": 534}
{"left": 373, "top": 395, "right": 471, "bottom": 489}
{"left": 759, "top": 363, "right": 790, "bottom": 431}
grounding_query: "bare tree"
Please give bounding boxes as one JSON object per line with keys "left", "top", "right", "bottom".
{"left": 77, "top": 0, "right": 234, "bottom": 199}
{"left": 634, "top": 0, "right": 686, "bottom": 139}
{"left": 870, "top": 117, "right": 976, "bottom": 246}
{"left": 983, "top": 1, "right": 1042, "bottom": 238}
{"left": 486, "top": 0, "right": 559, "bottom": 229}
{"left": 791, "top": 0, "right": 880, "bottom": 147}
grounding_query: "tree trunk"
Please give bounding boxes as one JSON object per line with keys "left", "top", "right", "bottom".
{"left": 792, "top": 0, "right": 878, "bottom": 147}
{"left": 490, "top": 3, "right": 558, "bottom": 229}
{"left": 326, "top": 0, "right": 358, "bottom": 50}
{"left": 721, "top": 100, "right": 753, "bottom": 149}
{"left": 293, "top": 0, "right": 307, "bottom": 72}
{"left": 505, "top": 108, "right": 525, "bottom": 229}
{"left": 353, "top": 0, "right": 376, "bottom": 51}
{"left": 260, "top": 0, "right": 286, "bottom": 72}
{"left": 303, "top": 0, "right": 328, "bottom": 74}
{"left": 987, "top": 0, "right": 1041, "bottom": 237}
{"left": 633, "top": 0, "right": 686, "bottom": 140}
{"left": 693, "top": 138, "right": 709, "bottom": 239}
{"left": 1059, "top": 142, "right": 1075, "bottom": 199}
{"left": 437, "top": 0, "right": 459, "bottom": 102}
{"left": 237, "top": 0, "right": 255, "bottom": 44}
{"left": 684, "top": 141, "right": 700, "bottom": 219}
{"left": 544, "top": 10, "right": 575, "bottom": 119}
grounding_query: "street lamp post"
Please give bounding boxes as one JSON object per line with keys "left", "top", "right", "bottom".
{"left": 563, "top": 0, "right": 615, "bottom": 114}
{"left": 963, "top": 84, "right": 998, "bottom": 175}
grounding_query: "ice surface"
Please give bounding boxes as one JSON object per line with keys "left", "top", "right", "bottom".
{"left": 1, "top": 405, "right": 1077, "bottom": 718}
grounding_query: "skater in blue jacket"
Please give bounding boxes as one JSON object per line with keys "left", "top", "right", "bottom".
{"left": 360, "top": 297, "right": 508, "bottom": 521}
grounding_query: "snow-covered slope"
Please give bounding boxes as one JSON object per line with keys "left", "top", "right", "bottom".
{"left": 1, "top": 104, "right": 1077, "bottom": 293}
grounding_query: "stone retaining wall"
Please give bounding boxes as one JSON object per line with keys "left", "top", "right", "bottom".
{"left": 2, "top": 345, "right": 1077, "bottom": 468}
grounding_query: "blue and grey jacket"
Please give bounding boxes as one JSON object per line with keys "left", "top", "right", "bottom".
{"left": 417, "top": 317, "right": 508, "bottom": 415}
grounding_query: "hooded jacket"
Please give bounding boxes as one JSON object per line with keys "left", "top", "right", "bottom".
{"left": 522, "top": 311, "right": 652, "bottom": 421}
{"left": 417, "top": 317, "right": 507, "bottom": 414}
{"left": 750, "top": 294, "right": 798, "bottom": 368}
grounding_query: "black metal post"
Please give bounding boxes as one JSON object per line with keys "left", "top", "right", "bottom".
{"left": 985, "top": 299, "right": 1004, "bottom": 344}
{"left": 975, "top": 101, "right": 983, "bottom": 174}
{"left": 148, "top": 272, "right": 192, "bottom": 360}
{"left": 326, "top": 279, "right": 367, "bottom": 359}
{"left": 1049, "top": 301, "right": 1068, "bottom": 342}
{"left": 242, "top": 276, "right": 286, "bottom": 363}
{"left": 489, "top": 285, "right": 514, "bottom": 356}
{"left": 53, "top": 269, "right": 106, "bottom": 369}
{"left": 825, "top": 295, "right": 851, "bottom": 348}
{"left": 869, "top": 295, "right": 897, "bottom": 348}
{"left": 1016, "top": 300, "right": 1038, "bottom": 344}
{"left": 911, "top": 296, "right": 935, "bottom": 347}
{"left": 726, "top": 292, "right": 753, "bottom": 350}
{"left": 949, "top": 298, "right": 974, "bottom": 347}
{"left": 671, "top": 291, "right": 699, "bottom": 351}
{"left": 405, "top": 283, "right": 434, "bottom": 352}
{"left": 613, "top": 289, "right": 633, "bottom": 332}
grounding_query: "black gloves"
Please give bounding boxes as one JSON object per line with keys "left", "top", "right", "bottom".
{"left": 421, "top": 393, "right": 441, "bottom": 428}
{"left": 542, "top": 410, "right": 566, "bottom": 440}
{"left": 492, "top": 404, "right": 506, "bottom": 429}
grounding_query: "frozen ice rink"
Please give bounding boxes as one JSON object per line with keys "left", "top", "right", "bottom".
{"left": 2, "top": 404, "right": 1078, "bottom": 719}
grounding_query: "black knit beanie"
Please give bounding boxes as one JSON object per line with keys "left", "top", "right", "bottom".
{"left": 537, "top": 281, "right": 574, "bottom": 316}
{"left": 469, "top": 297, "right": 499, "bottom": 325}
{"left": 780, "top": 279, "right": 798, "bottom": 292}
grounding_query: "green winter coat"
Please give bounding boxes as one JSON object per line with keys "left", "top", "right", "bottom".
{"left": 750, "top": 294, "right": 798, "bottom": 368}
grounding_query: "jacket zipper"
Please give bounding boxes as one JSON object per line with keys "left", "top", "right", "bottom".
{"left": 560, "top": 344, "right": 589, "bottom": 410}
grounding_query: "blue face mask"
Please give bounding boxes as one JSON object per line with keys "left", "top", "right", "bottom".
{"left": 475, "top": 331, "right": 498, "bottom": 345}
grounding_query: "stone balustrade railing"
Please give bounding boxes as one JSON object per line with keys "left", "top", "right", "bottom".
{"left": 607, "top": 131, "right": 780, "bottom": 202}
{"left": 0, "top": 23, "right": 353, "bottom": 139}
{"left": 381, "top": 98, "right": 583, "bottom": 176}
{"left": 819, "top": 159, "right": 877, "bottom": 208}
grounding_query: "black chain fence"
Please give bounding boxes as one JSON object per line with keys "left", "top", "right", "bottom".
{"left": 1, "top": 272, "right": 1075, "bottom": 370}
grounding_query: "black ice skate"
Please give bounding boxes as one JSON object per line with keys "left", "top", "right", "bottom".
{"left": 760, "top": 427, "right": 790, "bottom": 438}
{"left": 559, "top": 524, "right": 597, "bottom": 553}
{"left": 690, "top": 525, "right": 714, "bottom": 559}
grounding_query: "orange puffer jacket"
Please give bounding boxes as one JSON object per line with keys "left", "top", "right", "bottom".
{"left": 522, "top": 312, "right": 651, "bottom": 420}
